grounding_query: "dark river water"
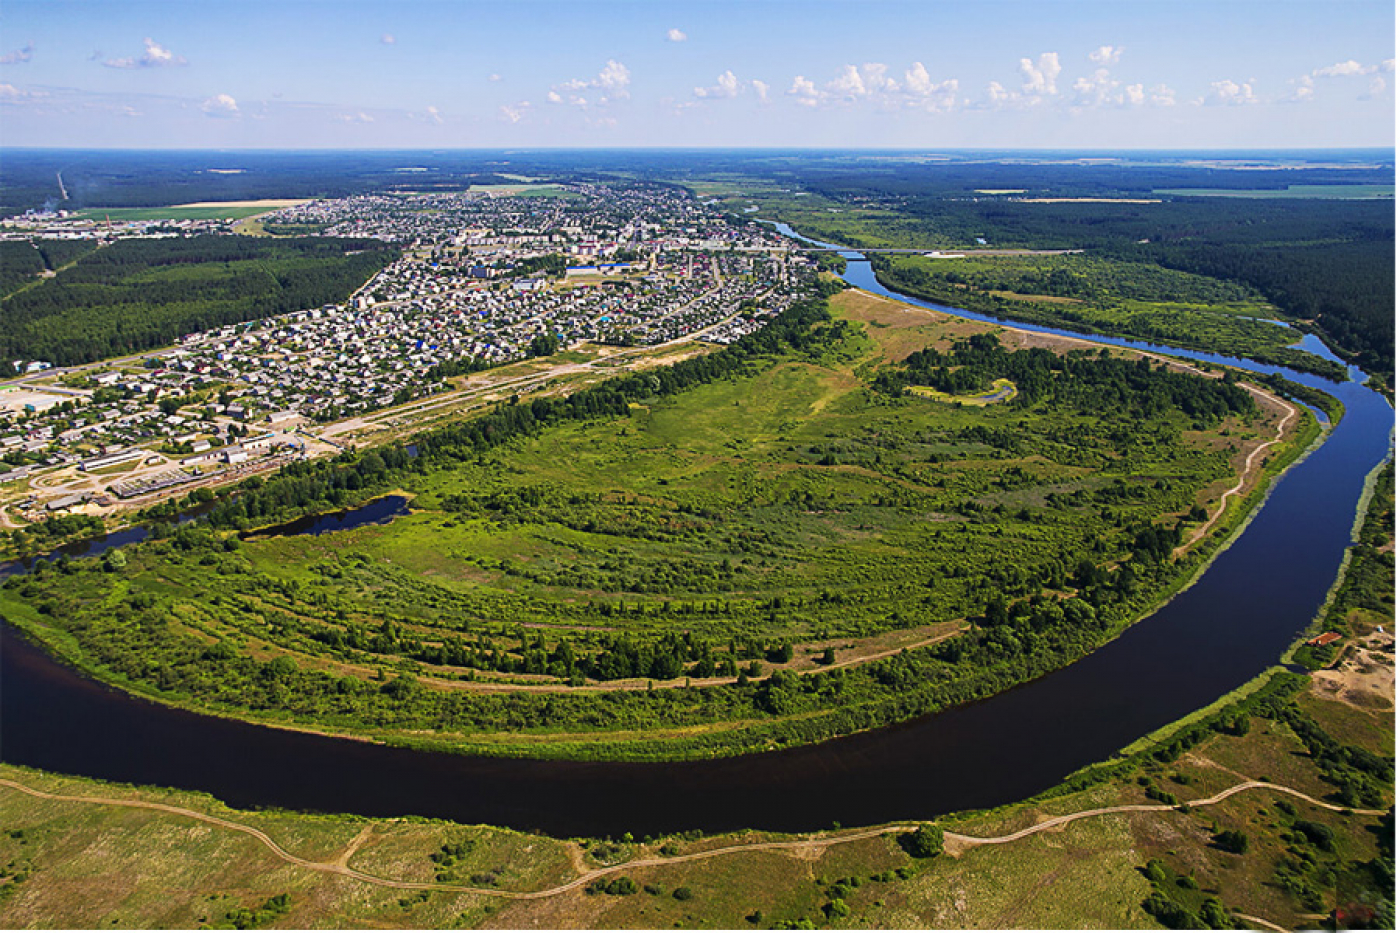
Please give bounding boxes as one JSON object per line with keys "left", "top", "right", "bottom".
{"left": 1, "top": 230, "right": 1392, "bottom": 837}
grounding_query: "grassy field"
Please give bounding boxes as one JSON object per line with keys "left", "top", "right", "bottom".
{"left": 0, "top": 319, "right": 1386, "bottom": 928}
{"left": 0, "top": 289, "right": 1309, "bottom": 761}
{"left": 1, "top": 648, "right": 1386, "bottom": 929}
{"left": 68, "top": 205, "right": 288, "bottom": 222}
{"left": 467, "top": 184, "right": 579, "bottom": 199}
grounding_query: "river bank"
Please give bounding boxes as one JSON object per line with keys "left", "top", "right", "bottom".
{"left": 0, "top": 229, "right": 1391, "bottom": 835}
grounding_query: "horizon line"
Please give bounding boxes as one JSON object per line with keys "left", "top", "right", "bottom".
{"left": 1, "top": 145, "right": 1395, "bottom": 155}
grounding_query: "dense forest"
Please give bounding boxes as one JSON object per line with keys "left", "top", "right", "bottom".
{"left": 0, "top": 236, "right": 397, "bottom": 365}
{"left": 1132, "top": 237, "right": 1395, "bottom": 379}
{"left": 2, "top": 149, "right": 1390, "bottom": 218}
{"left": 875, "top": 332, "right": 1255, "bottom": 421}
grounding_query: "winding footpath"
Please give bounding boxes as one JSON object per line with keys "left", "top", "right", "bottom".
{"left": 1175, "top": 383, "right": 1299, "bottom": 556}
{"left": 0, "top": 775, "right": 1380, "bottom": 907}
{"left": 943, "top": 779, "right": 1381, "bottom": 847}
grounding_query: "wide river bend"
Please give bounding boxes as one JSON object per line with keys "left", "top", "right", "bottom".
{"left": 1, "top": 229, "right": 1392, "bottom": 837}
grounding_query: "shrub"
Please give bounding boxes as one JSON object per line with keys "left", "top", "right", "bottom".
{"left": 898, "top": 825, "right": 943, "bottom": 858}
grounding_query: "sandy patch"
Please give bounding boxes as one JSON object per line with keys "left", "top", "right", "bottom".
{"left": 1310, "top": 631, "right": 1395, "bottom": 712}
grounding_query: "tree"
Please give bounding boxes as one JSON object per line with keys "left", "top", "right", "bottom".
{"left": 898, "top": 825, "right": 943, "bottom": 858}
{"left": 1212, "top": 829, "right": 1248, "bottom": 854}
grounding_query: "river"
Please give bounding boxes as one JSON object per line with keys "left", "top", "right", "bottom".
{"left": 1, "top": 231, "right": 1392, "bottom": 837}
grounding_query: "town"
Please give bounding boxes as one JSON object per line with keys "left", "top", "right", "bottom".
{"left": 0, "top": 182, "right": 820, "bottom": 527}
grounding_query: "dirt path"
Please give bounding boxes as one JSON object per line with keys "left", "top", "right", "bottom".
{"left": 333, "top": 824, "right": 375, "bottom": 869}
{"left": 0, "top": 776, "right": 910, "bottom": 901}
{"left": 2, "top": 776, "right": 1378, "bottom": 905}
{"left": 1175, "top": 383, "right": 1297, "bottom": 556}
{"left": 943, "top": 780, "right": 1382, "bottom": 850}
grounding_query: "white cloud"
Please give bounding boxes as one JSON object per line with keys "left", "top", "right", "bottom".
{"left": 1314, "top": 60, "right": 1371, "bottom": 77}
{"left": 1069, "top": 66, "right": 1152, "bottom": 109}
{"left": 693, "top": 71, "right": 774, "bottom": 105}
{"left": 1310, "top": 58, "right": 1395, "bottom": 100}
{"left": 425, "top": 105, "right": 443, "bottom": 125}
{"left": 667, "top": 28, "right": 687, "bottom": 42}
{"left": 380, "top": 33, "right": 396, "bottom": 45}
{"left": 904, "top": 62, "right": 935, "bottom": 96}
{"left": 1285, "top": 74, "right": 1315, "bottom": 103}
{"left": 828, "top": 64, "right": 866, "bottom": 99}
{"left": 1199, "top": 79, "right": 1256, "bottom": 106}
{"left": 903, "top": 62, "right": 957, "bottom": 111}
{"left": 201, "top": 93, "right": 239, "bottom": 118}
{"left": 105, "top": 37, "right": 186, "bottom": 69}
{"left": 498, "top": 100, "right": 530, "bottom": 123}
{"left": 488, "top": 73, "right": 502, "bottom": 82}
{"left": 1019, "top": 52, "right": 1061, "bottom": 95}
{"left": 0, "top": 43, "right": 34, "bottom": 65}
{"left": 1089, "top": 45, "right": 1123, "bottom": 66}
{"left": 789, "top": 75, "right": 820, "bottom": 107}
{"left": 1071, "top": 67, "right": 1117, "bottom": 106}
{"left": 694, "top": 70, "right": 741, "bottom": 99}
{"left": 1150, "top": 84, "right": 1177, "bottom": 107}
{"left": 337, "top": 111, "right": 374, "bottom": 124}
{"left": 139, "top": 37, "right": 179, "bottom": 66}
{"left": 549, "top": 60, "right": 631, "bottom": 110}
{"left": 0, "top": 83, "right": 43, "bottom": 101}
{"left": 785, "top": 61, "right": 956, "bottom": 111}
{"left": 597, "top": 60, "right": 631, "bottom": 97}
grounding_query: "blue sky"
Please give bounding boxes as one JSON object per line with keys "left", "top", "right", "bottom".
{"left": 0, "top": 0, "right": 1393, "bottom": 149}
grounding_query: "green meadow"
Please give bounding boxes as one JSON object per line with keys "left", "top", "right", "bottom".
{"left": 68, "top": 204, "right": 284, "bottom": 222}
{"left": 0, "top": 292, "right": 1306, "bottom": 759}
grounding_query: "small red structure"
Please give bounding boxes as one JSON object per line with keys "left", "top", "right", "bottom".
{"left": 1306, "top": 632, "right": 1343, "bottom": 647}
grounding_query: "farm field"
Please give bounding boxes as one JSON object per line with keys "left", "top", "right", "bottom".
{"left": 67, "top": 203, "right": 301, "bottom": 222}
